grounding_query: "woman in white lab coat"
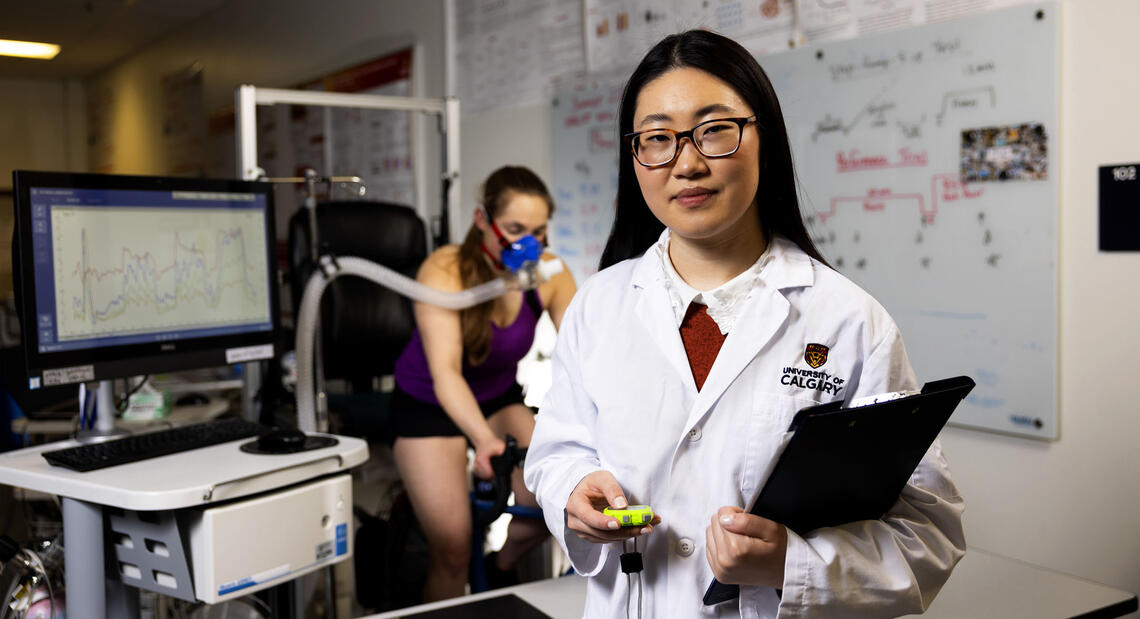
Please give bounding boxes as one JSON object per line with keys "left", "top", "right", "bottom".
{"left": 524, "top": 31, "right": 966, "bottom": 618}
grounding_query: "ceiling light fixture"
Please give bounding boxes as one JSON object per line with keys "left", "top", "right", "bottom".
{"left": 0, "top": 39, "right": 61, "bottom": 60}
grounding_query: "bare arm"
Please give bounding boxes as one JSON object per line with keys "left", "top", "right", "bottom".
{"left": 539, "top": 253, "right": 577, "bottom": 330}
{"left": 414, "top": 247, "right": 501, "bottom": 476}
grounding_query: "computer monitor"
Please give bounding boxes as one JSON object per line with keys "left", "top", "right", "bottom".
{"left": 11, "top": 171, "right": 280, "bottom": 391}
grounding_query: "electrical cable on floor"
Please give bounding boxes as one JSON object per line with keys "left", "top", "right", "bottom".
{"left": 26, "top": 548, "right": 56, "bottom": 619}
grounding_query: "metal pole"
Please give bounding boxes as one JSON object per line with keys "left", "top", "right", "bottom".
{"left": 235, "top": 85, "right": 264, "bottom": 423}
{"left": 236, "top": 85, "right": 260, "bottom": 181}
{"left": 250, "top": 87, "right": 446, "bottom": 113}
{"left": 440, "top": 96, "right": 461, "bottom": 247}
{"left": 94, "top": 380, "right": 115, "bottom": 434}
{"left": 61, "top": 499, "right": 105, "bottom": 618}
{"left": 301, "top": 169, "right": 329, "bottom": 433}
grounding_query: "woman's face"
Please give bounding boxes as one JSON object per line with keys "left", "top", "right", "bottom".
{"left": 477, "top": 190, "right": 550, "bottom": 262}
{"left": 631, "top": 67, "right": 762, "bottom": 245}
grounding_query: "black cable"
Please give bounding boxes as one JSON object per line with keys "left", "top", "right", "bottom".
{"left": 116, "top": 375, "right": 150, "bottom": 412}
{"left": 30, "top": 549, "right": 56, "bottom": 619}
{"left": 1, "top": 575, "right": 21, "bottom": 619}
{"left": 621, "top": 536, "right": 644, "bottom": 619}
{"left": 626, "top": 572, "right": 632, "bottom": 619}
{"left": 634, "top": 537, "right": 642, "bottom": 619}
{"left": 624, "top": 539, "right": 632, "bottom": 619}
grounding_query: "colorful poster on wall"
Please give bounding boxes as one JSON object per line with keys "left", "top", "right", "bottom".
{"left": 204, "top": 49, "right": 416, "bottom": 323}
{"left": 581, "top": 0, "right": 1045, "bottom": 74}
{"left": 584, "top": 0, "right": 797, "bottom": 73}
{"left": 306, "top": 49, "right": 417, "bottom": 208}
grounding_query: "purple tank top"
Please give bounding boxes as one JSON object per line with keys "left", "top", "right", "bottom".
{"left": 393, "top": 289, "right": 543, "bottom": 404}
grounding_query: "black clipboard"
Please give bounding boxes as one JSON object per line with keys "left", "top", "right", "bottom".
{"left": 702, "top": 375, "right": 975, "bottom": 606}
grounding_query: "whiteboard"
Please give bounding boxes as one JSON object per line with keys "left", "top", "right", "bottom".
{"left": 549, "top": 78, "right": 625, "bottom": 283}
{"left": 762, "top": 2, "right": 1059, "bottom": 439}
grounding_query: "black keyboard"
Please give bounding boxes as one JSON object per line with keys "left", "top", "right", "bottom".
{"left": 42, "top": 418, "right": 268, "bottom": 472}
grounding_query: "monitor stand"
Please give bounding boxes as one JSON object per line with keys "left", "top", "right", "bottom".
{"left": 76, "top": 380, "right": 128, "bottom": 441}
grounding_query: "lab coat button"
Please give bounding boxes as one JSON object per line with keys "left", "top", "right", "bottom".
{"left": 677, "top": 538, "right": 695, "bottom": 557}
{"left": 688, "top": 426, "right": 702, "bottom": 441}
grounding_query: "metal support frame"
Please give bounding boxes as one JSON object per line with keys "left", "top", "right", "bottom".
{"left": 62, "top": 498, "right": 139, "bottom": 619}
{"left": 234, "top": 85, "right": 461, "bottom": 426}
{"left": 234, "top": 85, "right": 461, "bottom": 244}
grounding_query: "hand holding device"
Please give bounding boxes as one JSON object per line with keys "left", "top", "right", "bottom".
{"left": 603, "top": 505, "right": 654, "bottom": 527}
{"left": 705, "top": 506, "right": 787, "bottom": 589}
{"left": 566, "top": 470, "right": 659, "bottom": 544}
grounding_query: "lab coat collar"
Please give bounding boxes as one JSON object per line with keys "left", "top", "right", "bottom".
{"left": 631, "top": 236, "right": 698, "bottom": 391}
{"left": 628, "top": 229, "right": 814, "bottom": 292}
{"left": 758, "top": 234, "right": 816, "bottom": 290}
{"left": 630, "top": 229, "right": 817, "bottom": 435}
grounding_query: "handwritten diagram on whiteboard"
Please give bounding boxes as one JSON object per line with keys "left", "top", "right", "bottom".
{"left": 762, "top": 2, "right": 1058, "bottom": 439}
{"left": 549, "top": 78, "right": 625, "bottom": 283}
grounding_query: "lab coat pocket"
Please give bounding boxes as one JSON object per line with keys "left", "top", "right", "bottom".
{"left": 741, "top": 393, "right": 821, "bottom": 502}
{"left": 592, "top": 375, "right": 675, "bottom": 498}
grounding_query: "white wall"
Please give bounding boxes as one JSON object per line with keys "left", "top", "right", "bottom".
{"left": 457, "top": 103, "right": 552, "bottom": 231}
{"left": 64, "top": 0, "right": 1140, "bottom": 604}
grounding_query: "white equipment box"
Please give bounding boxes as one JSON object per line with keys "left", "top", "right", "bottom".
{"left": 187, "top": 473, "right": 353, "bottom": 603}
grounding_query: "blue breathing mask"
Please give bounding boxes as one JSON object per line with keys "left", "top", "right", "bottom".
{"left": 483, "top": 205, "right": 543, "bottom": 273}
{"left": 499, "top": 235, "right": 543, "bottom": 272}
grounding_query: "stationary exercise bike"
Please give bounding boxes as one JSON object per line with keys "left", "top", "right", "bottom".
{"left": 469, "top": 434, "right": 543, "bottom": 593}
{"left": 353, "top": 434, "right": 542, "bottom": 611}
{"left": 287, "top": 198, "right": 558, "bottom": 611}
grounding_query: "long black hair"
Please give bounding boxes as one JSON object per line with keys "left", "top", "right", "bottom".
{"left": 598, "top": 29, "right": 828, "bottom": 270}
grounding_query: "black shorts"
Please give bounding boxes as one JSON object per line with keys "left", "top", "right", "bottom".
{"left": 390, "top": 382, "right": 529, "bottom": 439}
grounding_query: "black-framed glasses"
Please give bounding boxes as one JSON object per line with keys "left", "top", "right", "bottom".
{"left": 624, "top": 116, "right": 757, "bottom": 168}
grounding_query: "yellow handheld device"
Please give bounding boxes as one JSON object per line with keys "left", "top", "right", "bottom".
{"left": 603, "top": 505, "right": 654, "bottom": 527}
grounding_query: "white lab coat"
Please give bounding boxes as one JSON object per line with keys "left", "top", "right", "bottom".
{"left": 524, "top": 233, "right": 966, "bottom": 619}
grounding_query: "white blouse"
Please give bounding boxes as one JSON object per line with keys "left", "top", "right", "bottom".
{"left": 656, "top": 232, "right": 774, "bottom": 334}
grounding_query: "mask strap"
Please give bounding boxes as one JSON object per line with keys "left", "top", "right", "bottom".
{"left": 480, "top": 243, "right": 505, "bottom": 270}
{"left": 483, "top": 203, "right": 510, "bottom": 249}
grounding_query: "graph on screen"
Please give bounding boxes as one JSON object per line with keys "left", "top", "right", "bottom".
{"left": 50, "top": 206, "right": 271, "bottom": 341}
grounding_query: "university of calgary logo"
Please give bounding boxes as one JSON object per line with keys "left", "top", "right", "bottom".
{"left": 804, "top": 343, "right": 829, "bottom": 369}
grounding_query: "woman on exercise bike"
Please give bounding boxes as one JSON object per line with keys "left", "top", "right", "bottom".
{"left": 389, "top": 166, "right": 577, "bottom": 601}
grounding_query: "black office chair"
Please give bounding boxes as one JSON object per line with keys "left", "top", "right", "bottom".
{"left": 287, "top": 200, "right": 434, "bottom": 611}
{"left": 286, "top": 200, "right": 428, "bottom": 442}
